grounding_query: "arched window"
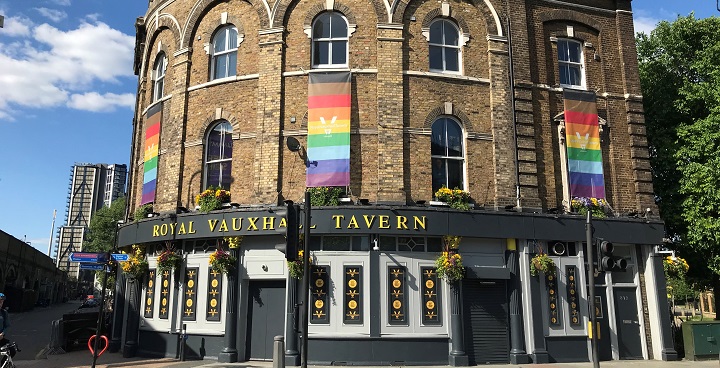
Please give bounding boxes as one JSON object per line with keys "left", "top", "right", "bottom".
{"left": 152, "top": 53, "right": 167, "bottom": 101}
{"left": 204, "top": 121, "right": 233, "bottom": 189}
{"left": 557, "top": 38, "right": 584, "bottom": 88}
{"left": 431, "top": 117, "right": 464, "bottom": 194}
{"left": 312, "top": 12, "right": 348, "bottom": 68}
{"left": 211, "top": 25, "right": 238, "bottom": 80}
{"left": 429, "top": 19, "right": 461, "bottom": 73}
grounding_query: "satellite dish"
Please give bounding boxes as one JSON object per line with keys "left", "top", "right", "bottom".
{"left": 286, "top": 137, "right": 301, "bottom": 152}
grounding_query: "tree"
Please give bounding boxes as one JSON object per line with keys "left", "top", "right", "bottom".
{"left": 84, "top": 197, "right": 126, "bottom": 287}
{"left": 638, "top": 14, "right": 720, "bottom": 317}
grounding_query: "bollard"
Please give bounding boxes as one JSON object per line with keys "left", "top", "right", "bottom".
{"left": 180, "top": 324, "right": 187, "bottom": 361}
{"left": 273, "top": 336, "right": 285, "bottom": 368}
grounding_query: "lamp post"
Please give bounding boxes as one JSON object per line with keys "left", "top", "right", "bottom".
{"left": 109, "top": 220, "right": 125, "bottom": 353}
{"left": 286, "top": 137, "right": 312, "bottom": 368}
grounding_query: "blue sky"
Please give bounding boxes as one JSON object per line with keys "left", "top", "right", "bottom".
{"left": 0, "top": 0, "right": 716, "bottom": 257}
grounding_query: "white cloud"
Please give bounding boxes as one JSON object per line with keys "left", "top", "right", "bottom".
{"left": 634, "top": 15, "right": 660, "bottom": 36}
{"left": 67, "top": 92, "right": 135, "bottom": 112}
{"left": 35, "top": 7, "right": 67, "bottom": 22}
{"left": 1, "top": 16, "right": 33, "bottom": 37}
{"left": 49, "top": 0, "right": 72, "bottom": 6}
{"left": 0, "top": 21, "right": 136, "bottom": 119}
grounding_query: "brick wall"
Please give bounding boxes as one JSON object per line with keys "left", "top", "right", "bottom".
{"left": 128, "top": 0, "right": 656, "bottom": 219}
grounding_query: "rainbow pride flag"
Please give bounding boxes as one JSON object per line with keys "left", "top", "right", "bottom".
{"left": 141, "top": 103, "right": 162, "bottom": 204}
{"left": 306, "top": 72, "right": 351, "bottom": 187}
{"left": 563, "top": 89, "right": 605, "bottom": 199}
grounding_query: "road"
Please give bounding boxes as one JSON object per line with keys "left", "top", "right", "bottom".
{"left": 9, "top": 300, "right": 89, "bottom": 361}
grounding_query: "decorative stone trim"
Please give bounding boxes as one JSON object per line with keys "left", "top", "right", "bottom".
{"left": 302, "top": 2, "right": 357, "bottom": 39}
{"left": 422, "top": 104, "right": 474, "bottom": 132}
{"left": 538, "top": 9, "right": 603, "bottom": 33}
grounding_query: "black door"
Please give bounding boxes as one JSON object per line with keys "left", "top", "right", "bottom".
{"left": 613, "top": 287, "right": 644, "bottom": 359}
{"left": 246, "top": 280, "right": 286, "bottom": 360}
{"left": 462, "top": 280, "right": 509, "bottom": 365}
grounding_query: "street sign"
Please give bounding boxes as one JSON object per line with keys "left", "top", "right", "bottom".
{"left": 69, "top": 252, "right": 108, "bottom": 263}
{"left": 111, "top": 253, "right": 129, "bottom": 262}
{"left": 80, "top": 263, "right": 105, "bottom": 271}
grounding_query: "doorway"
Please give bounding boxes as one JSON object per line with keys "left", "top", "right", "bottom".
{"left": 613, "top": 287, "right": 643, "bottom": 359}
{"left": 246, "top": 280, "right": 286, "bottom": 360}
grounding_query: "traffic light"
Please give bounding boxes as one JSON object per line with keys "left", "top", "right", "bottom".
{"left": 275, "top": 200, "right": 300, "bottom": 261}
{"left": 596, "top": 238, "right": 628, "bottom": 272}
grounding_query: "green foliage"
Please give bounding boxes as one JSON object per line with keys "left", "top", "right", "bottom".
{"left": 308, "top": 186, "right": 343, "bottom": 206}
{"left": 530, "top": 253, "right": 556, "bottom": 277}
{"left": 134, "top": 203, "right": 152, "bottom": 222}
{"left": 435, "top": 186, "right": 471, "bottom": 211}
{"left": 196, "top": 186, "right": 231, "bottom": 212}
{"left": 638, "top": 15, "right": 720, "bottom": 289}
{"left": 85, "top": 197, "right": 125, "bottom": 253}
{"left": 435, "top": 251, "right": 464, "bottom": 282}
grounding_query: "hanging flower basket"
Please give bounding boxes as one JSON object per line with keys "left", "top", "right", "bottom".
{"left": 195, "top": 186, "right": 231, "bottom": 212}
{"left": 209, "top": 247, "right": 236, "bottom": 275}
{"left": 435, "top": 251, "right": 464, "bottom": 283}
{"left": 663, "top": 256, "right": 689, "bottom": 279}
{"left": 570, "top": 197, "right": 609, "bottom": 219}
{"left": 134, "top": 204, "right": 153, "bottom": 222}
{"left": 121, "top": 244, "right": 149, "bottom": 280}
{"left": 156, "top": 242, "right": 181, "bottom": 273}
{"left": 530, "top": 253, "right": 556, "bottom": 277}
{"left": 443, "top": 235, "right": 462, "bottom": 249}
{"left": 434, "top": 186, "right": 472, "bottom": 211}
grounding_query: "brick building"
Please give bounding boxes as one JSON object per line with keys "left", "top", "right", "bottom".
{"left": 113, "top": 0, "right": 677, "bottom": 364}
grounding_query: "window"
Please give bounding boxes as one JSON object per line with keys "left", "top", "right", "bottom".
{"left": 557, "top": 39, "right": 584, "bottom": 88}
{"left": 431, "top": 117, "right": 464, "bottom": 193}
{"left": 428, "top": 19, "right": 461, "bottom": 73}
{"left": 204, "top": 121, "right": 233, "bottom": 189}
{"left": 211, "top": 26, "right": 238, "bottom": 79}
{"left": 152, "top": 53, "right": 166, "bottom": 101}
{"left": 312, "top": 12, "right": 348, "bottom": 68}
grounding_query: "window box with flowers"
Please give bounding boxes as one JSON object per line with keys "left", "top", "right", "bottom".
{"left": 134, "top": 204, "right": 153, "bottom": 222}
{"left": 308, "top": 186, "right": 344, "bottom": 206}
{"left": 570, "top": 197, "right": 610, "bottom": 219}
{"left": 195, "top": 186, "right": 231, "bottom": 212}
{"left": 122, "top": 244, "right": 149, "bottom": 280}
{"left": 433, "top": 186, "right": 472, "bottom": 211}
{"left": 156, "top": 242, "right": 181, "bottom": 274}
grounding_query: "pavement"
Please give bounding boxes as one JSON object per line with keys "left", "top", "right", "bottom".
{"left": 11, "top": 350, "right": 720, "bottom": 368}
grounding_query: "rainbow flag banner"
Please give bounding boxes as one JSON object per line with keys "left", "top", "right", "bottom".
{"left": 307, "top": 72, "right": 351, "bottom": 187}
{"left": 141, "top": 103, "right": 162, "bottom": 204}
{"left": 563, "top": 89, "right": 605, "bottom": 199}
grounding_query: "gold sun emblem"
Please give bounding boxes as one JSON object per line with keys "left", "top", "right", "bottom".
{"left": 425, "top": 280, "right": 434, "bottom": 289}
{"left": 426, "top": 301, "right": 435, "bottom": 310}
{"left": 315, "top": 300, "right": 324, "bottom": 309}
{"left": 348, "top": 279, "right": 357, "bottom": 288}
{"left": 393, "top": 300, "right": 402, "bottom": 309}
{"left": 392, "top": 279, "right": 401, "bottom": 288}
{"left": 186, "top": 299, "right": 193, "bottom": 307}
{"left": 348, "top": 300, "right": 357, "bottom": 309}
{"left": 315, "top": 279, "right": 324, "bottom": 288}
{"left": 212, "top": 279, "right": 219, "bottom": 288}
{"left": 211, "top": 299, "right": 217, "bottom": 307}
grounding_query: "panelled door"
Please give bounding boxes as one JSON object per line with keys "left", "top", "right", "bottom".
{"left": 246, "top": 280, "right": 286, "bottom": 360}
{"left": 613, "top": 287, "right": 643, "bottom": 359}
{"left": 462, "top": 279, "right": 509, "bottom": 365}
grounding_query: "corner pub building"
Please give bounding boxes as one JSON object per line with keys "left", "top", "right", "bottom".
{"left": 112, "top": 0, "right": 677, "bottom": 365}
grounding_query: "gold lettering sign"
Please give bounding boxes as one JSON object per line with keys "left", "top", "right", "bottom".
{"left": 150, "top": 214, "right": 428, "bottom": 238}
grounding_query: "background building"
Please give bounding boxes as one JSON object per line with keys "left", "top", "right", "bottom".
{"left": 114, "top": 0, "right": 676, "bottom": 365}
{"left": 55, "top": 163, "right": 126, "bottom": 290}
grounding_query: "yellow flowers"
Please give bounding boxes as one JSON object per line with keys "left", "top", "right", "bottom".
{"left": 434, "top": 186, "right": 471, "bottom": 211}
{"left": 663, "top": 256, "right": 689, "bottom": 278}
{"left": 287, "top": 249, "right": 311, "bottom": 279}
{"left": 196, "top": 186, "right": 231, "bottom": 212}
{"left": 122, "top": 244, "right": 149, "bottom": 279}
{"left": 435, "top": 251, "right": 464, "bottom": 282}
{"left": 571, "top": 197, "right": 609, "bottom": 218}
{"left": 224, "top": 236, "right": 243, "bottom": 249}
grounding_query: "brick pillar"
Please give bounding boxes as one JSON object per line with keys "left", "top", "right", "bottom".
{"left": 155, "top": 48, "right": 191, "bottom": 213}
{"left": 616, "top": 4, "right": 657, "bottom": 213}
{"left": 504, "top": 0, "right": 541, "bottom": 210}
{"left": 376, "top": 24, "right": 406, "bottom": 204}
{"left": 487, "top": 36, "right": 516, "bottom": 209}
{"left": 253, "top": 29, "right": 284, "bottom": 205}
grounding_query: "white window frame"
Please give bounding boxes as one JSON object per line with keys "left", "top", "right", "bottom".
{"left": 311, "top": 12, "right": 349, "bottom": 69}
{"left": 211, "top": 25, "right": 238, "bottom": 80}
{"left": 557, "top": 38, "right": 585, "bottom": 89}
{"left": 428, "top": 19, "right": 462, "bottom": 74}
{"left": 152, "top": 54, "right": 167, "bottom": 102}
{"left": 203, "top": 121, "right": 233, "bottom": 190}
{"left": 431, "top": 116, "right": 466, "bottom": 193}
